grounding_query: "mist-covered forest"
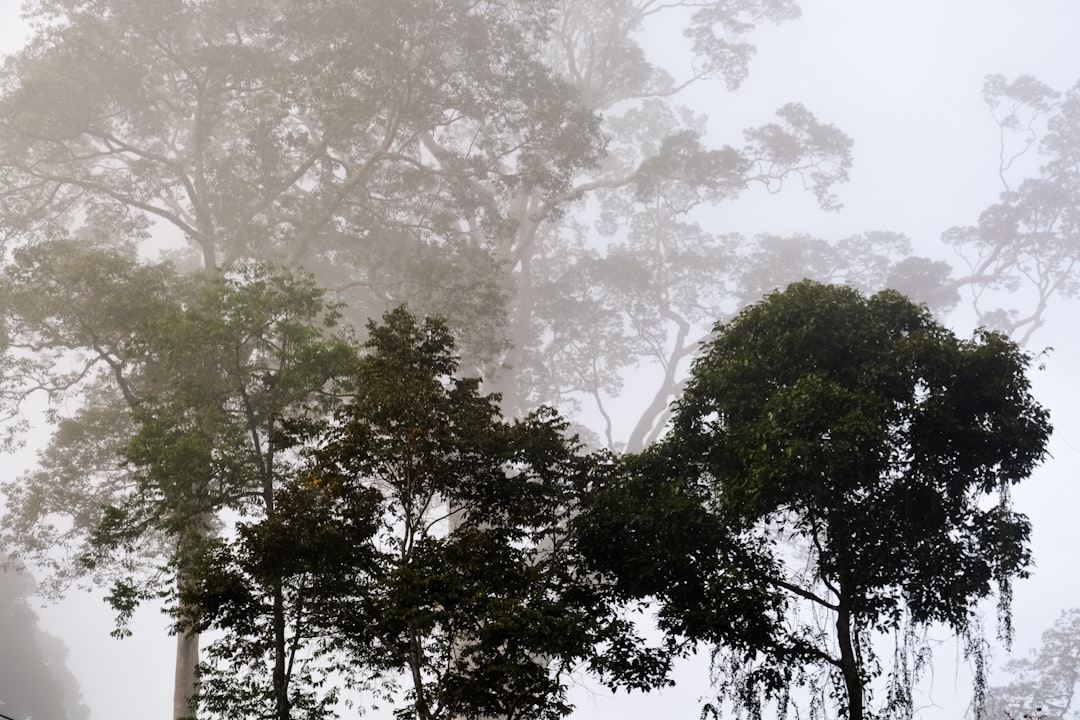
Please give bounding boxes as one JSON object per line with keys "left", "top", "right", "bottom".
{"left": 0, "top": 1, "right": 1077, "bottom": 719}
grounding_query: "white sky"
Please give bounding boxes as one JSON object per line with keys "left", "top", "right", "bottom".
{"left": 2, "top": 1, "right": 1079, "bottom": 718}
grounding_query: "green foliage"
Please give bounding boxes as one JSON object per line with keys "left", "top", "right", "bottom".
{"left": 100, "top": 264, "right": 359, "bottom": 718}
{"left": 184, "top": 307, "right": 661, "bottom": 720}
{"left": 0, "top": 242, "right": 188, "bottom": 591}
{"left": 183, "top": 477, "right": 384, "bottom": 720}
{"left": 576, "top": 448, "right": 785, "bottom": 655}
{"left": 5, "top": 2, "right": 1074, "bottom": 718}
{"left": 84, "top": 260, "right": 357, "bottom": 576}
{"left": 580, "top": 281, "right": 1052, "bottom": 720}
{"left": 0, "top": 245, "right": 360, "bottom": 717}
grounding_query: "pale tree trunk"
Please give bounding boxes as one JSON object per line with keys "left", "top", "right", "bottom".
{"left": 173, "top": 501, "right": 211, "bottom": 720}
{"left": 170, "top": 229, "right": 217, "bottom": 720}
{"left": 174, "top": 628, "right": 199, "bottom": 720}
{"left": 173, "top": 555, "right": 202, "bottom": 720}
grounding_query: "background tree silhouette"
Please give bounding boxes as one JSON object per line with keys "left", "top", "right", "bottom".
{"left": 0, "top": 557, "right": 90, "bottom": 720}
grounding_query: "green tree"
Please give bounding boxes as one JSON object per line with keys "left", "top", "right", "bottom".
{"left": 0, "top": 557, "right": 90, "bottom": 720}
{"left": 0, "top": 242, "right": 202, "bottom": 716}
{"left": 0, "top": 247, "right": 356, "bottom": 719}
{"left": 578, "top": 281, "right": 1052, "bottom": 720}
{"left": 95, "top": 264, "right": 356, "bottom": 720}
{"left": 183, "top": 308, "right": 661, "bottom": 720}
{"left": 986, "top": 609, "right": 1080, "bottom": 720}
{"left": 0, "top": 241, "right": 186, "bottom": 593}
{"left": 176, "top": 469, "right": 383, "bottom": 720}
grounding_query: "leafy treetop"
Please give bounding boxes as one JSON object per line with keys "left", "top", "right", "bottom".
{"left": 579, "top": 281, "right": 1052, "bottom": 720}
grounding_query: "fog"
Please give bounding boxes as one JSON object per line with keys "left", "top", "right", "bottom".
{"left": 1, "top": 1, "right": 1078, "bottom": 719}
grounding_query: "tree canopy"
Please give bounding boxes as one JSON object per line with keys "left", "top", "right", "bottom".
{"left": 943, "top": 74, "right": 1080, "bottom": 345}
{"left": 0, "top": 0, "right": 872, "bottom": 436}
{"left": 180, "top": 307, "right": 661, "bottom": 720}
{"left": 0, "top": 245, "right": 358, "bottom": 718}
{"left": 0, "top": 3, "right": 867, "bottom": 710}
{"left": 578, "top": 280, "right": 1052, "bottom": 720}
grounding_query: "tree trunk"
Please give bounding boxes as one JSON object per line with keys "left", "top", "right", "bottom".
{"left": 836, "top": 570, "right": 863, "bottom": 720}
{"left": 272, "top": 581, "right": 290, "bottom": 720}
{"left": 174, "top": 627, "right": 199, "bottom": 720}
{"left": 174, "top": 503, "right": 211, "bottom": 720}
{"left": 408, "top": 623, "right": 433, "bottom": 720}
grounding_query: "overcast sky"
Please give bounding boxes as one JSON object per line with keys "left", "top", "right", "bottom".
{"left": 2, "top": 1, "right": 1079, "bottom": 718}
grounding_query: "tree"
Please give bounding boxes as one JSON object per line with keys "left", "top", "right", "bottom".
{"left": 944, "top": 74, "right": 1080, "bottom": 346}
{"left": 985, "top": 609, "right": 1080, "bottom": 720}
{"left": 176, "top": 465, "right": 383, "bottom": 720}
{"left": 0, "top": 247, "right": 356, "bottom": 719}
{"left": 97, "top": 264, "right": 357, "bottom": 720}
{"left": 578, "top": 281, "right": 1052, "bottom": 720}
{"left": 0, "top": 241, "right": 187, "bottom": 595}
{"left": 0, "top": 557, "right": 90, "bottom": 720}
{"left": 6, "top": 0, "right": 572, "bottom": 698}
{"left": 182, "top": 307, "right": 659, "bottom": 720}
{"left": 492, "top": 0, "right": 862, "bottom": 433}
{"left": 0, "top": 0, "right": 874, "bottom": 437}
{"left": 0, "top": 0, "right": 601, "bottom": 354}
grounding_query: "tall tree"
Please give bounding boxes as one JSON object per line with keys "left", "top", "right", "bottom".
{"left": 95, "top": 262, "right": 357, "bottom": 719}
{"left": 488, "top": 0, "right": 861, "bottom": 434}
{"left": 0, "top": 1, "right": 973, "bottom": 711}
{"left": 1, "top": 0, "right": 561, "bottom": 703}
{"left": 0, "top": 247, "right": 356, "bottom": 719}
{"left": 577, "top": 281, "right": 1052, "bottom": 720}
{"left": 0, "top": 0, "right": 599, "bottom": 358}
{"left": 0, "top": 0, "right": 878, "bottom": 442}
{"left": 0, "top": 242, "right": 184, "bottom": 595}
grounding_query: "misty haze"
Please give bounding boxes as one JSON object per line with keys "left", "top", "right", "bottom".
{"left": 0, "top": 2, "right": 1077, "bottom": 720}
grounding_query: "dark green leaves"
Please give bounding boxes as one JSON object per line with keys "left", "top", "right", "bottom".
{"left": 586, "top": 281, "right": 1051, "bottom": 720}
{"left": 182, "top": 307, "right": 654, "bottom": 720}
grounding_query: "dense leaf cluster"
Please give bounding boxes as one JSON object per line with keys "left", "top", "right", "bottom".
{"left": 577, "top": 281, "right": 1051, "bottom": 720}
{"left": 180, "top": 308, "right": 649, "bottom": 720}
{"left": 0, "top": 250, "right": 657, "bottom": 720}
